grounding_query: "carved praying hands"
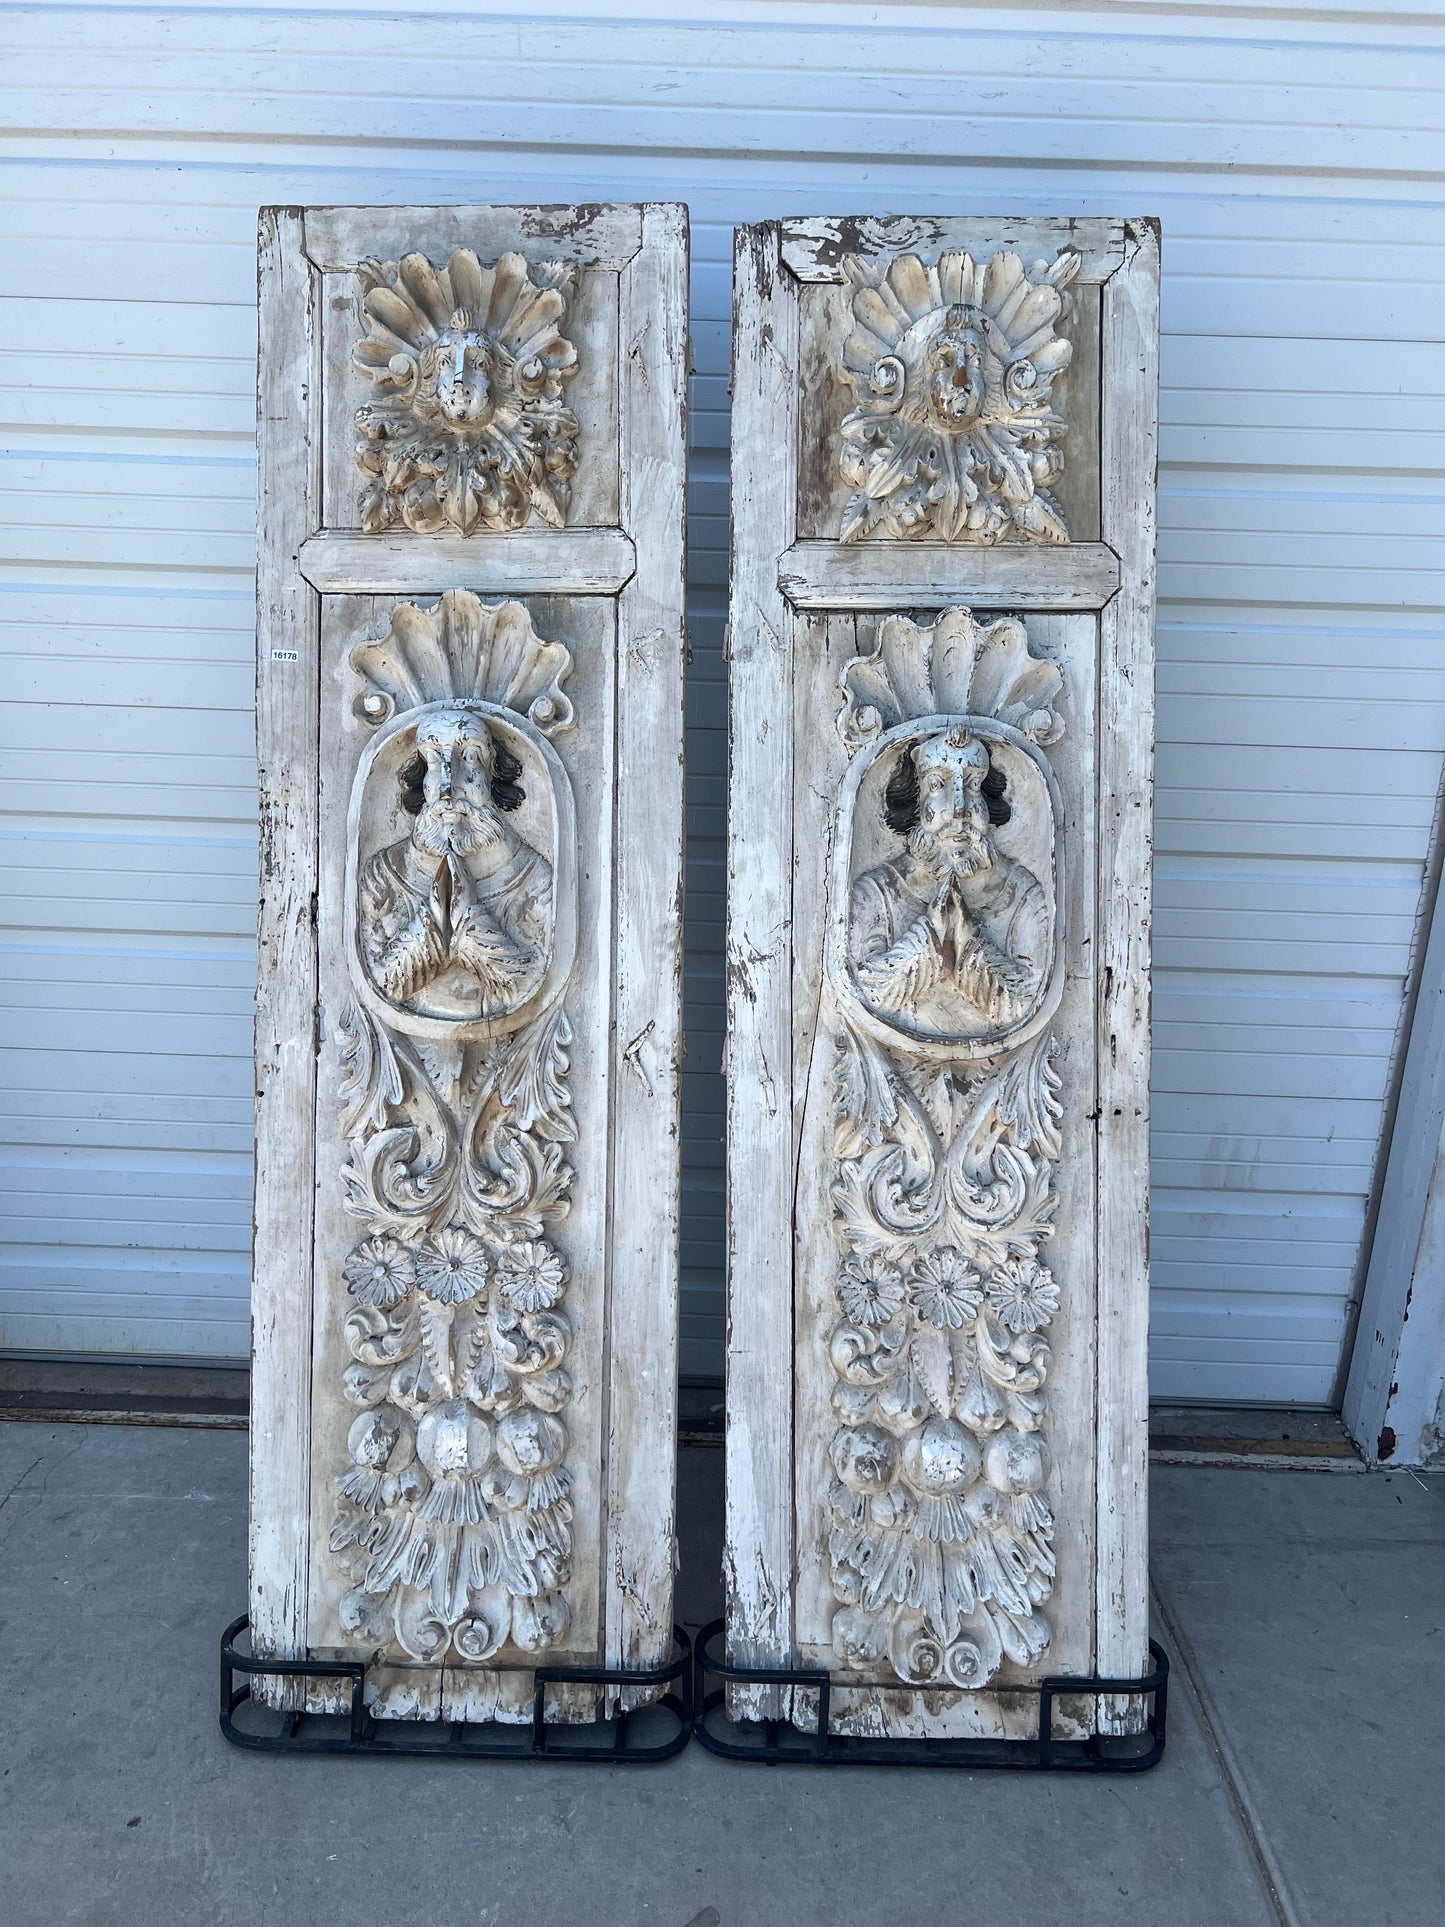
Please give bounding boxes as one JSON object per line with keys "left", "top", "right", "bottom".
{"left": 361, "top": 846, "right": 542, "bottom": 1010}
{"left": 362, "top": 857, "right": 448, "bottom": 1002}
{"left": 358, "top": 706, "right": 554, "bottom": 1026}
{"left": 450, "top": 888, "right": 537, "bottom": 990}
{"left": 847, "top": 725, "right": 1049, "bottom": 1041}
{"left": 855, "top": 873, "right": 1036, "bottom": 1026}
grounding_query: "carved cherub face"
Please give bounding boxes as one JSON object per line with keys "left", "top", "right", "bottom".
{"left": 924, "top": 306, "right": 996, "bottom": 431}
{"left": 839, "top": 251, "right": 1077, "bottom": 544}
{"left": 354, "top": 250, "right": 579, "bottom": 535}
{"left": 409, "top": 710, "right": 502, "bottom": 858}
{"left": 418, "top": 308, "right": 500, "bottom": 427}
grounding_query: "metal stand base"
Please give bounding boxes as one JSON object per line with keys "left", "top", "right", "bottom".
{"left": 220, "top": 1615, "right": 692, "bottom": 1763}
{"left": 221, "top": 1614, "right": 1165, "bottom": 1772}
{"left": 693, "top": 1620, "right": 1168, "bottom": 1770}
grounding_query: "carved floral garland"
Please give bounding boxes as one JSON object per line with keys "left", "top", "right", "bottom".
{"left": 353, "top": 248, "right": 580, "bottom": 536}
{"left": 838, "top": 248, "right": 1079, "bottom": 547}
{"left": 329, "top": 593, "right": 579, "bottom": 1669}
{"left": 827, "top": 609, "right": 1065, "bottom": 1690}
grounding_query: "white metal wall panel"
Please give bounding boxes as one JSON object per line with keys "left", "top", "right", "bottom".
{"left": 2, "top": 2, "right": 1443, "bottom": 1399}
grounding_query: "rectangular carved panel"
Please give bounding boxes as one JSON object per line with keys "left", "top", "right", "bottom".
{"left": 253, "top": 203, "right": 687, "bottom": 1718}
{"left": 726, "top": 215, "right": 1158, "bottom": 1736}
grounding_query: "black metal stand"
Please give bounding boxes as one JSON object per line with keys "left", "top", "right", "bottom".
{"left": 220, "top": 1615, "right": 692, "bottom": 1763}
{"left": 221, "top": 1613, "right": 1166, "bottom": 1772}
{"left": 693, "top": 1619, "right": 1168, "bottom": 1771}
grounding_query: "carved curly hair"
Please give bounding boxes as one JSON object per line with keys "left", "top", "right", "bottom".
{"left": 883, "top": 744, "right": 1010, "bottom": 834}
{"left": 398, "top": 727, "right": 525, "bottom": 816}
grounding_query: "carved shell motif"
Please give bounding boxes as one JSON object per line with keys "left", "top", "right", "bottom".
{"left": 351, "top": 591, "right": 575, "bottom": 734}
{"left": 839, "top": 249, "right": 1079, "bottom": 546}
{"left": 354, "top": 249, "right": 580, "bottom": 536}
{"left": 839, "top": 606, "right": 1065, "bottom": 748}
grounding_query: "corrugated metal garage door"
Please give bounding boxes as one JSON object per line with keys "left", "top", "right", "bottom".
{"left": 2, "top": 1, "right": 1443, "bottom": 1400}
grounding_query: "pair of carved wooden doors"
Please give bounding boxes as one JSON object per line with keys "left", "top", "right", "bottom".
{"left": 251, "top": 202, "right": 1157, "bottom": 1741}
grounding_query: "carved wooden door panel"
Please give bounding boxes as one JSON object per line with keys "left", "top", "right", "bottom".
{"left": 252, "top": 204, "right": 687, "bottom": 1719}
{"left": 727, "top": 217, "right": 1158, "bottom": 1736}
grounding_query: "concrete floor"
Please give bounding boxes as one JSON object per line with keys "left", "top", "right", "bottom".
{"left": 0, "top": 1423, "right": 1438, "bottom": 1927}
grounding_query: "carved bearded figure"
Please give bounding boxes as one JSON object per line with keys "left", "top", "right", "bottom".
{"left": 849, "top": 727, "right": 1048, "bottom": 1042}
{"left": 360, "top": 709, "right": 552, "bottom": 1023}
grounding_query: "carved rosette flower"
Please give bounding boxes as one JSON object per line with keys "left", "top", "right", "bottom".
{"left": 343, "top": 1233, "right": 416, "bottom": 1309}
{"left": 985, "top": 1257, "right": 1059, "bottom": 1334}
{"left": 494, "top": 1237, "right": 567, "bottom": 1313}
{"left": 417, "top": 1225, "right": 490, "bottom": 1306}
{"left": 354, "top": 248, "right": 579, "bottom": 536}
{"left": 837, "top": 1253, "right": 906, "bottom": 1329}
{"left": 838, "top": 248, "right": 1079, "bottom": 546}
{"left": 907, "top": 1247, "right": 984, "bottom": 1329}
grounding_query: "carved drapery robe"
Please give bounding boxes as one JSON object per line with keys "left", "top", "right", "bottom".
{"left": 850, "top": 850, "right": 1049, "bottom": 1040}
{"left": 360, "top": 837, "right": 552, "bottom": 1021}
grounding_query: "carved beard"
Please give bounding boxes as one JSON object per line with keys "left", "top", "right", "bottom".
{"left": 909, "top": 819, "right": 994, "bottom": 884}
{"left": 412, "top": 799, "right": 504, "bottom": 860}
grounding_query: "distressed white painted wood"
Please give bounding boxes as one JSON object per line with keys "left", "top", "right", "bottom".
{"left": 1094, "top": 221, "right": 1160, "bottom": 1723}
{"left": 250, "top": 203, "right": 687, "bottom": 1718}
{"left": 778, "top": 542, "right": 1119, "bottom": 612}
{"left": 299, "top": 531, "right": 636, "bottom": 596}
{"left": 606, "top": 203, "right": 689, "bottom": 1685}
{"left": 724, "top": 223, "right": 798, "bottom": 1715}
{"left": 250, "top": 207, "right": 320, "bottom": 1679}
{"left": 303, "top": 203, "right": 643, "bottom": 276}
{"left": 780, "top": 216, "right": 1128, "bottom": 287}
{"left": 727, "top": 214, "right": 1158, "bottom": 1737}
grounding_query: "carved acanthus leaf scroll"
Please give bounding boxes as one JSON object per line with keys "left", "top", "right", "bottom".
{"left": 331, "top": 591, "right": 580, "bottom": 1671}
{"left": 838, "top": 250, "right": 1079, "bottom": 546}
{"left": 354, "top": 249, "right": 579, "bottom": 535}
{"left": 826, "top": 609, "right": 1066, "bottom": 1690}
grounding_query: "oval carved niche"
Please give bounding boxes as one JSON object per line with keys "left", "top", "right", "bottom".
{"left": 343, "top": 593, "right": 577, "bottom": 1044}
{"left": 825, "top": 609, "right": 1066, "bottom": 1064}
